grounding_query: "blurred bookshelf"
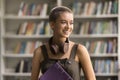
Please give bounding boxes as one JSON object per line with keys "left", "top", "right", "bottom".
{"left": 0, "top": 0, "right": 119, "bottom": 80}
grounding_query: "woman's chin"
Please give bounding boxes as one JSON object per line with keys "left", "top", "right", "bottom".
{"left": 63, "top": 35, "right": 70, "bottom": 38}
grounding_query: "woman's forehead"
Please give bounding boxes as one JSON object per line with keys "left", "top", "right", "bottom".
{"left": 57, "top": 12, "right": 73, "bottom": 20}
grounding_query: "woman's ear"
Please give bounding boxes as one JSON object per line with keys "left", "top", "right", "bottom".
{"left": 49, "top": 22, "right": 54, "bottom": 29}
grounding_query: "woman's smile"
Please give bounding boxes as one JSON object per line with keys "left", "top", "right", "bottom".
{"left": 63, "top": 30, "right": 70, "bottom": 35}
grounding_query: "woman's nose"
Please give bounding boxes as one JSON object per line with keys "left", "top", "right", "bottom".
{"left": 66, "top": 23, "right": 70, "bottom": 29}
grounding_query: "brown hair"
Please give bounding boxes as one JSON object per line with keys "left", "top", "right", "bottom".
{"left": 49, "top": 6, "right": 73, "bottom": 22}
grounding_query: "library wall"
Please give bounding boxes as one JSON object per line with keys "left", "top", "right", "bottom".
{"left": 0, "top": 0, "right": 119, "bottom": 80}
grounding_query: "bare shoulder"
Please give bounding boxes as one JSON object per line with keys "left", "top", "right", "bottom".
{"left": 77, "top": 44, "right": 88, "bottom": 52}
{"left": 76, "top": 44, "right": 96, "bottom": 80}
{"left": 33, "top": 45, "right": 44, "bottom": 63}
{"left": 76, "top": 44, "right": 89, "bottom": 57}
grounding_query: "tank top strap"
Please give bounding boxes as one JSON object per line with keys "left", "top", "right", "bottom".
{"left": 69, "top": 44, "right": 78, "bottom": 59}
{"left": 41, "top": 45, "right": 49, "bottom": 60}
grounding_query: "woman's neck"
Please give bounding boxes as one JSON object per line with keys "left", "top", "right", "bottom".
{"left": 52, "top": 36, "right": 66, "bottom": 46}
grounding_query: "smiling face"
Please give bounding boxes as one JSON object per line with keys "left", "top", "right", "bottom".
{"left": 50, "top": 12, "right": 73, "bottom": 38}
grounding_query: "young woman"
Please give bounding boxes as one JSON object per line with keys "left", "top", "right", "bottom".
{"left": 31, "top": 6, "right": 96, "bottom": 80}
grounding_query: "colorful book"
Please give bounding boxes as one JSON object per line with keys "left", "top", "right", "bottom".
{"left": 25, "top": 22, "right": 35, "bottom": 35}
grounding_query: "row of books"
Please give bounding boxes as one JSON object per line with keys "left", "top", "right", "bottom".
{"left": 84, "top": 39, "right": 117, "bottom": 54}
{"left": 16, "top": 20, "right": 117, "bottom": 36}
{"left": 72, "top": 0, "right": 118, "bottom": 15}
{"left": 18, "top": 1, "right": 48, "bottom": 16}
{"left": 77, "top": 20, "right": 117, "bottom": 35}
{"left": 93, "top": 59, "right": 118, "bottom": 73}
{"left": 13, "top": 39, "right": 117, "bottom": 54}
{"left": 16, "top": 21, "right": 52, "bottom": 35}
{"left": 14, "top": 59, "right": 118, "bottom": 74}
{"left": 15, "top": 59, "right": 32, "bottom": 73}
{"left": 14, "top": 41, "right": 42, "bottom": 54}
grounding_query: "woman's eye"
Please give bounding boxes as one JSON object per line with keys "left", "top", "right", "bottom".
{"left": 70, "top": 22, "right": 74, "bottom": 25}
{"left": 61, "top": 21, "right": 66, "bottom": 24}
{"left": 60, "top": 21, "right": 73, "bottom": 25}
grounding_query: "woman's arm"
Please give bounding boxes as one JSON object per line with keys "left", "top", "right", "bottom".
{"left": 77, "top": 44, "right": 96, "bottom": 80}
{"left": 31, "top": 47, "right": 43, "bottom": 80}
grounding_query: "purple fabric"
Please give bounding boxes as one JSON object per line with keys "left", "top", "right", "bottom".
{"left": 39, "top": 62, "right": 73, "bottom": 80}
